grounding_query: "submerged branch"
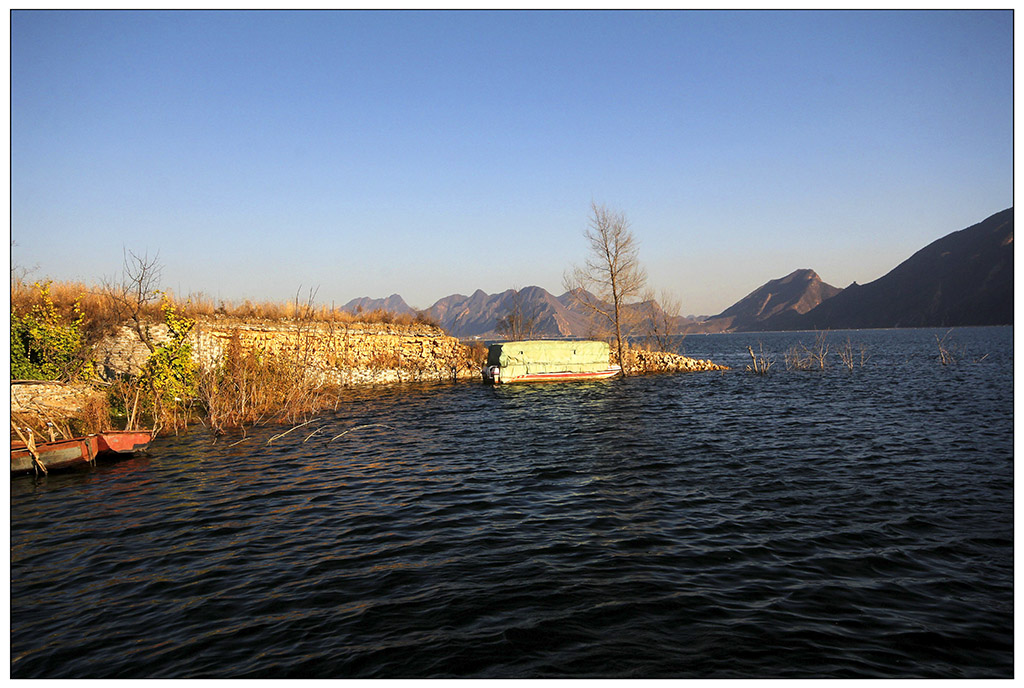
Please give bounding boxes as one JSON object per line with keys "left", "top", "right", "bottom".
{"left": 327, "top": 424, "right": 394, "bottom": 443}
{"left": 267, "top": 418, "right": 317, "bottom": 444}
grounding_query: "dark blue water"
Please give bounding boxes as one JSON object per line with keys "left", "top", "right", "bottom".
{"left": 10, "top": 327, "right": 1013, "bottom": 678}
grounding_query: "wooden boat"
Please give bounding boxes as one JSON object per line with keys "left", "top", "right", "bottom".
{"left": 95, "top": 430, "right": 153, "bottom": 456}
{"left": 11, "top": 435, "right": 101, "bottom": 475}
{"left": 11, "top": 430, "right": 153, "bottom": 476}
{"left": 483, "top": 340, "right": 622, "bottom": 384}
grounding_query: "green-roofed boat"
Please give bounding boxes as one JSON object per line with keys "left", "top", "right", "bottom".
{"left": 482, "top": 340, "right": 622, "bottom": 384}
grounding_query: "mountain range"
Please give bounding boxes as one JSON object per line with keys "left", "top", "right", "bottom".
{"left": 342, "top": 208, "right": 1013, "bottom": 338}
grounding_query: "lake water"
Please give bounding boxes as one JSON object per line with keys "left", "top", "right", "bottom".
{"left": 10, "top": 327, "right": 1013, "bottom": 678}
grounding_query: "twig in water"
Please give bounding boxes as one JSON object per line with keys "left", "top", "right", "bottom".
{"left": 268, "top": 418, "right": 317, "bottom": 444}
{"left": 746, "top": 344, "right": 773, "bottom": 375}
{"left": 327, "top": 424, "right": 394, "bottom": 443}
{"left": 303, "top": 427, "right": 324, "bottom": 443}
{"left": 228, "top": 437, "right": 249, "bottom": 447}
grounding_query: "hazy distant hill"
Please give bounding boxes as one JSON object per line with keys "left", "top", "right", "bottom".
{"left": 695, "top": 269, "right": 842, "bottom": 333}
{"left": 341, "top": 294, "right": 417, "bottom": 316}
{"left": 426, "top": 286, "right": 595, "bottom": 339}
{"left": 787, "top": 207, "right": 1013, "bottom": 330}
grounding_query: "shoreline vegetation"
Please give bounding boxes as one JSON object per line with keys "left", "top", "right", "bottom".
{"left": 10, "top": 277, "right": 727, "bottom": 441}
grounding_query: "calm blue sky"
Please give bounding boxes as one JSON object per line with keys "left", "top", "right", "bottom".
{"left": 11, "top": 10, "right": 1012, "bottom": 315}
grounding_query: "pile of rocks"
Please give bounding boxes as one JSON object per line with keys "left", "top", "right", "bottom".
{"left": 614, "top": 347, "right": 729, "bottom": 374}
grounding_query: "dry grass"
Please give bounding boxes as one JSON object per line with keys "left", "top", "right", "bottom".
{"left": 197, "top": 329, "right": 342, "bottom": 435}
{"left": 12, "top": 278, "right": 447, "bottom": 435}
{"left": 11, "top": 391, "right": 112, "bottom": 440}
{"left": 11, "top": 278, "right": 439, "bottom": 343}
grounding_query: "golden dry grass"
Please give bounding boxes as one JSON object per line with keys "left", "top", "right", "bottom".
{"left": 11, "top": 278, "right": 438, "bottom": 341}
{"left": 11, "top": 278, "right": 446, "bottom": 435}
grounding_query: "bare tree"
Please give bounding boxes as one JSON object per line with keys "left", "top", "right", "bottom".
{"left": 641, "top": 288, "right": 685, "bottom": 353}
{"left": 563, "top": 202, "right": 647, "bottom": 375}
{"left": 495, "top": 287, "right": 539, "bottom": 341}
{"left": 102, "top": 248, "right": 164, "bottom": 352}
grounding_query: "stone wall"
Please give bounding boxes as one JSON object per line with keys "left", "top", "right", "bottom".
{"left": 12, "top": 324, "right": 729, "bottom": 435}
{"left": 90, "top": 320, "right": 731, "bottom": 384}
{"left": 92, "top": 319, "right": 484, "bottom": 385}
{"left": 93, "top": 324, "right": 171, "bottom": 378}
{"left": 10, "top": 380, "right": 104, "bottom": 417}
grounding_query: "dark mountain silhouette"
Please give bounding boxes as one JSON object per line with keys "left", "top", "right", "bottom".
{"left": 695, "top": 269, "right": 842, "bottom": 332}
{"left": 780, "top": 207, "right": 1013, "bottom": 330}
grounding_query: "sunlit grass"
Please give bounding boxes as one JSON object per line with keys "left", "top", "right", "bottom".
{"left": 11, "top": 278, "right": 438, "bottom": 345}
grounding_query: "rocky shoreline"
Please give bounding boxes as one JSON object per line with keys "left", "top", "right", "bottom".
{"left": 12, "top": 318, "right": 728, "bottom": 434}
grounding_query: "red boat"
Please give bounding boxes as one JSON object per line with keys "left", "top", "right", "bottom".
{"left": 11, "top": 430, "right": 153, "bottom": 476}
{"left": 11, "top": 435, "right": 100, "bottom": 475}
{"left": 95, "top": 430, "right": 154, "bottom": 456}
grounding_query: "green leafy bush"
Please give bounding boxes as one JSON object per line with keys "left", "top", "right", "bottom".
{"left": 140, "top": 295, "right": 197, "bottom": 418}
{"left": 11, "top": 281, "right": 94, "bottom": 381}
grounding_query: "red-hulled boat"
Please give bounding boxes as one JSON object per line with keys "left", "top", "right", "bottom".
{"left": 11, "top": 435, "right": 100, "bottom": 475}
{"left": 95, "top": 430, "right": 153, "bottom": 456}
{"left": 11, "top": 430, "right": 153, "bottom": 476}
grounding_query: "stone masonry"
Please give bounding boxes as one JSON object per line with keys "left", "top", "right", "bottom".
{"left": 92, "top": 319, "right": 483, "bottom": 385}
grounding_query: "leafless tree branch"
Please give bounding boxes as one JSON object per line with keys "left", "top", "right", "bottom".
{"left": 563, "top": 202, "right": 647, "bottom": 374}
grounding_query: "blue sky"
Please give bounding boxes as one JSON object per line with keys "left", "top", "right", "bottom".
{"left": 11, "top": 10, "right": 1012, "bottom": 315}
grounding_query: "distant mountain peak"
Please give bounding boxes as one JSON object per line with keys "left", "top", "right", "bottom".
{"left": 705, "top": 268, "right": 841, "bottom": 331}
{"left": 341, "top": 294, "right": 416, "bottom": 316}
{"left": 794, "top": 207, "right": 1013, "bottom": 330}
{"left": 341, "top": 209, "right": 1012, "bottom": 337}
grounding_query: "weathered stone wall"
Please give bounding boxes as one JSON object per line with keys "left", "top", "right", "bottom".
{"left": 93, "top": 324, "right": 171, "bottom": 378}
{"left": 10, "top": 380, "right": 109, "bottom": 438}
{"left": 12, "top": 325, "right": 729, "bottom": 436}
{"left": 93, "top": 319, "right": 484, "bottom": 385}
{"left": 10, "top": 381, "right": 104, "bottom": 417}
{"left": 90, "top": 320, "right": 731, "bottom": 384}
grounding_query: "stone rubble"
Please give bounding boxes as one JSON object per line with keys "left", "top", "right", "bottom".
{"left": 613, "top": 347, "right": 730, "bottom": 374}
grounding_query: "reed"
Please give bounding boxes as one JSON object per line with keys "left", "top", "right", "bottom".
{"left": 746, "top": 343, "right": 774, "bottom": 375}
{"left": 197, "top": 328, "right": 343, "bottom": 435}
{"left": 935, "top": 330, "right": 960, "bottom": 365}
{"left": 837, "top": 336, "right": 870, "bottom": 371}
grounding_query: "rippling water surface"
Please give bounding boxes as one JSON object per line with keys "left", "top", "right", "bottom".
{"left": 10, "top": 328, "right": 1013, "bottom": 678}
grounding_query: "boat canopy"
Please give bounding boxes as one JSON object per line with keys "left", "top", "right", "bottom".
{"left": 486, "top": 340, "right": 611, "bottom": 378}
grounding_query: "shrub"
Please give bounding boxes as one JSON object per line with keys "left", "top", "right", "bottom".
{"left": 11, "top": 281, "right": 95, "bottom": 381}
{"left": 110, "top": 294, "right": 199, "bottom": 433}
{"left": 138, "top": 296, "right": 198, "bottom": 430}
{"left": 746, "top": 343, "right": 774, "bottom": 376}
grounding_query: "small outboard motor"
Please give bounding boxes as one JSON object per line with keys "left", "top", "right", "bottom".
{"left": 483, "top": 365, "right": 500, "bottom": 384}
